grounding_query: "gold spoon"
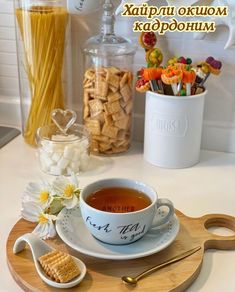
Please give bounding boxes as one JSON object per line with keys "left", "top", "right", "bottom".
{"left": 122, "top": 246, "right": 201, "bottom": 286}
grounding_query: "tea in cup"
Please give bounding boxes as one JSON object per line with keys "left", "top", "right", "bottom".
{"left": 80, "top": 178, "right": 175, "bottom": 245}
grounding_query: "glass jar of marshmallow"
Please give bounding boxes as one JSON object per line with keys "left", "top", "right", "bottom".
{"left": 36, "top": 124, "right": 90, "bottom": 176}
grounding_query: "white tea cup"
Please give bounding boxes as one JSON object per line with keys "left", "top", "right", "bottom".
{"left": 80, "top": 178, "right": 175, "bottom": 245}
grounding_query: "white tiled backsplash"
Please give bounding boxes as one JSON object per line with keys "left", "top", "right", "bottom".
{"left": 0, "top": 0, "right": 235, "bottom": 152}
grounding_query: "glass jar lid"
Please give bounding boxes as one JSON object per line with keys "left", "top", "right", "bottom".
{"left": 19, "top": 0, "right": 67, "bottom": 9}
{"left": 83, "top": 0, "right": 137, "bottom": 57}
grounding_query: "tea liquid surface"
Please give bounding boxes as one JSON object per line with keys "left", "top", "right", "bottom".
{"left": 86, "top": 187, "right": 152, "bottom": 213}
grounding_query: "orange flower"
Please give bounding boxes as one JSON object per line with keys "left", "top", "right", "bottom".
{"left": 143, "top": 67, "right": 163, "bottom": 81}
{"left": 182, "top": 67, "right": 196, "bottom": 84}
{"left": 161, "top": 66, "right": 183, "bottom": 85}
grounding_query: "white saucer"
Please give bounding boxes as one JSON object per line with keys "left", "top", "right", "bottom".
{"left": 56, "top": 206, "right": 180, "bottom": 260}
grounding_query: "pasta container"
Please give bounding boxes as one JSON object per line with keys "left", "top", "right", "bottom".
{"left": 36, "top": 123, "right": 90, "bottom": 176}
{"left": 82, "top": 0, "right": 137, "bottom": 155}
{"left": 14, "top": 0, "right": 71, "bottom": 146}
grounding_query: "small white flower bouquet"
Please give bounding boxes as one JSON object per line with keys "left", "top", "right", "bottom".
{"left": 21, "top": 173, "right": 80, "bottom": 240}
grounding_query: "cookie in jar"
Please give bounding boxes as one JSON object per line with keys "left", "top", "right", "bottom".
{"left": 83, "top": 66, "right": 133, "bottom": 155}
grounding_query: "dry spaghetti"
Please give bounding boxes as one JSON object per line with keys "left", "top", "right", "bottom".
{"left": 16, "top": 6, "right": 68, "bottom": 146}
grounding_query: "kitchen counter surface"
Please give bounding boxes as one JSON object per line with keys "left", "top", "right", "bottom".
{"left": 1, "top": 135, "right": 235, "bottom": 292}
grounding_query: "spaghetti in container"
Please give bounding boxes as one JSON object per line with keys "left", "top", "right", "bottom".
{"left": 14, "top": 0, "right": 70, "bottom": 146}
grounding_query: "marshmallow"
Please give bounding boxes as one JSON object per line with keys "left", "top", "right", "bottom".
{"left": 38, "top": 133, "right": 90, "bottom": 176}
{"left": 51, "top": 152, "right": 62, "bottom": 163}
{"left": 69, "top": 161, "right": 80, "bottom": 172}
{"left": 57, "top": 157, "right": 70, "bottom": 169}
{"left": 80, "top": 153, "right": 90, "bottom": 171}
{"left": 72, "top": 148, "right": 81, "bottom": 162}
{"left": 49, "top": 166, "right": 63, "bottom": 176}
{"left": 63, "top": 146, "right": 74, "bottom": 160}
{"left": 39, "top": 151, "right": 55, "bottom": 168}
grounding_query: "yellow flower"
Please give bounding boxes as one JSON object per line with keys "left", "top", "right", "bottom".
{"left": 21, "top": 201, "right": 57, "bottom": 240}
{"left": 40, "top": 191, "right": 50, "bottom": 203}
{"left": 22, "top": 181, "right": 52, "bottom": 208}
{"left": 38, "top": 213, "right": 49, "bottom": 224}
{"left": 52, "top": 173, "right": 80, "bottom": 209}
{"left": 64, "top": 184, "right": 75, "bottom": 198}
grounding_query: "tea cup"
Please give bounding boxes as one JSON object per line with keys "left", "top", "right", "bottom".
{"left": 79, "top": 178, "right": 175, "bottom": 245}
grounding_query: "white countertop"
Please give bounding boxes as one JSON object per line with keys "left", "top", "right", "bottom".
{"left": 1, "top": 135, "right": 235, "bottom": 292}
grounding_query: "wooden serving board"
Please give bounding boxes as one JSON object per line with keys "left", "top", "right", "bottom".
{"left": 6, "top": 210, "right": 235, "bottom": 292}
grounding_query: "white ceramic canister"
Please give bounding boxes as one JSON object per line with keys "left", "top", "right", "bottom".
{"left": 144, "top": 90, "right": 207, "bottom": 169}
{"left": 67, "top": 0, "right": 103, "bottom": 14}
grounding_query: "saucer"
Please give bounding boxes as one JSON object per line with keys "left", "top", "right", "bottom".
{"left": 56, "top": 206, "right": 180, "bottom": 260}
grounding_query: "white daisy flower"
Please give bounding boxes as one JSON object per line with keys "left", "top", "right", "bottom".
{"left": 22, "top": 180, "right": 52, "bottom": 209}
{"left": 21, "top": 201, "right": 57, "bottom": 240}
{"left": 52, "top": 173, "right": 80, "bottom": 209}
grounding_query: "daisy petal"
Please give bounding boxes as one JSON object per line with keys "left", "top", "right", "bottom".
{"left": 22, "top": 181, "right": 52, "bottom": 209}
{"left": 52, "top": 173, "right": 79, "bottom": 198}
{"left": 33, "top": 223, "right": 47, "bottom": 238}
{"left": 44, "top": 214, "right": 58, "bottom": 221}
{"left": 21, "top": 202, "right": 42, "bottom": 222}
{"left": 70, "top": 173, "right": 79, "bottom": 187}
{"left": 62, "top": 195, "right": 79, "bottom": 209}
{"left": 48, "top": 221, "right": 57, "bottom": 238}
{"left": 32, "top": 221, "right": 56, "bottom": 240}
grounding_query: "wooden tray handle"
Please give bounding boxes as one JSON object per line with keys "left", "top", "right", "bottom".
{"left": 201, "top": 214, "right": 235, "bottom": 250}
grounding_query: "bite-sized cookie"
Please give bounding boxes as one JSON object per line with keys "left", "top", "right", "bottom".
{"left": 83, "top": 66, "right": 133, "bottom": 154}
{"left": 38, "top": 250, "right": 80, "bottom": 283}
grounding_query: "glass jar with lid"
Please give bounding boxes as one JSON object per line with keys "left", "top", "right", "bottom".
{"left": 14, "top": 0, "right": 71, "bottom": 146}
{"left": 36, "top": 123, "right": 90, "bottom": 176}
{"left": 82, "top": 0, "right": 137, "bottom": 155}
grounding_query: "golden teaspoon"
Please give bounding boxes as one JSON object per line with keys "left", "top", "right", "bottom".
{"left": 122, "top": 246, "right": 201, "bottom": 286}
